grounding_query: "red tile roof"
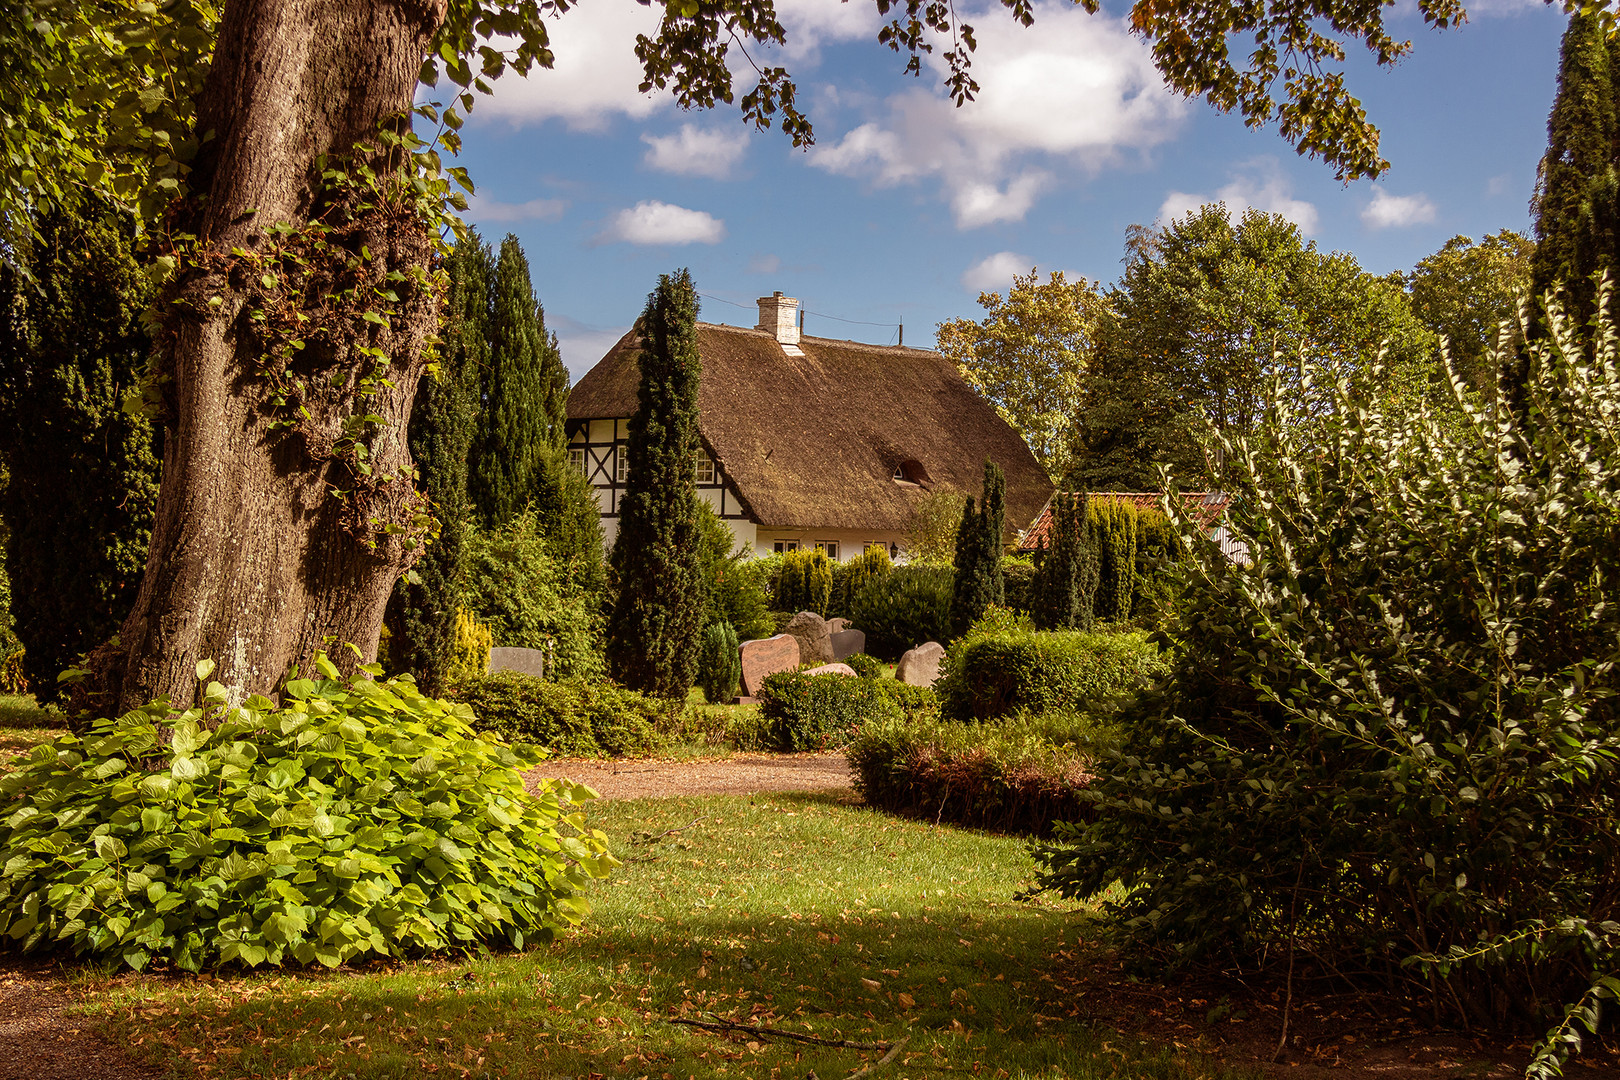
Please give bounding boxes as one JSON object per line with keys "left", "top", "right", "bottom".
{"left": 1016, "top": 491, "right": 1231, "bottom": 552}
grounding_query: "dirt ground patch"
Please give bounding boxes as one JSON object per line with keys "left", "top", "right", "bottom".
{"left": 0, "top": 962, "right": 157, "bottom": 1080}
{"left": 526, "top": 749, "right": 854, "bottom": 801}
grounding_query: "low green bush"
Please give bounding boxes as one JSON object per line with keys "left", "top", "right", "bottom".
{"left": 756, "top": 672, "right": 912, "bottom": 752}
{"left": 844, "top": 653, "right": 884, "bottom": 679}
{"left": 830, "top": 546, "right": 893, "bottom": 620}
{"left": 935, "top": 629, "right": 1164, "bottom": 722}
{"left": 775, "top": 549, "right": 834, "bottom": 615}
{"left": 0, "top": 656, "right": 614, "bottom": 971}
{"left": 849, "top": 565, "right": 952, "bottom": 659}
{"left": 454, "top": 674, "right": 675, "bottom": 757}
{"left": 847, "top": 710, "right": 1110, "bottom": 835}
{"left": 1001, "top": 558, "right": 1035, "bottom": 616}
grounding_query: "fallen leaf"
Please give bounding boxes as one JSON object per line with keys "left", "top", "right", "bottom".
{"left": 861, "top": 978, "right": 882, "bottom": 991}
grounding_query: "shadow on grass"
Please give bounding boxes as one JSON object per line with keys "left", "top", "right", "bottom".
{"left": 0, "top": 694, "right": 64, "bottom": 759}
{"left": 81, "top": 791, "right": 1248, "bottom": 1080}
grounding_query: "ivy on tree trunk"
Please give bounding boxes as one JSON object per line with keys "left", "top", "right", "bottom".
{"left": 83, "top": 0, "right": 447, "bottom": 714}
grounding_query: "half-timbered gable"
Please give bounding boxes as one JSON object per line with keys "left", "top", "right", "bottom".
{"left": 566, "top": 292, "right": 1053, "bottom": 559}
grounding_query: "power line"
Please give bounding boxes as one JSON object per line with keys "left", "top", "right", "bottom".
{"left": 698, "top": 291, "right": 903, "bottom": 343}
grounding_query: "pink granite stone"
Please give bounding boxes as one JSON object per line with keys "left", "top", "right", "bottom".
{"left": 740, "top": 634, "right": 801, "bottom": 697}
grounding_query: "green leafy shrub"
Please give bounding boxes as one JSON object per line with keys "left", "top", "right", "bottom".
{"left": 847, "top": 710, "right": 1108, "bottom": 835}
{"left": 845, "top": 653, "right": 884, "bottom": 679}
{"left": 1001, "top": 557, "right": 1036, "bottom": 616}
{"left": 756, "top": 672, "right": 904, "bottom": 752}
{"left": 775, "top": 549, "right": 834, "bottom": 615}
{"left": 935, "top": 628, "right": 1163, "bottom": 722}
{"left": 830, "top": 545, "right": 893, "bottom": 620}
{"left": 1033, "top": 307, "right": 1620, "bottom": 1077}
{"left": 453, "top": 674, "right": 674, "bottom": 757}
{"left": 462, "top": 514, "right": 603, "bottom": 679}
{"left": 697, "top": 622, "right": 741, "bottom": 703}
{"left": 0, "top": 656, "right": 614, "bottom": 971}
{"left": 766, "top": 611, "right": 794, "bottom": 636}
{"left": 849, "top": 565, "right": 953, "bottom": 659}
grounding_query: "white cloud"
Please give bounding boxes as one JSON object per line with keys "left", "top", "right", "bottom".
{"left": 599, "top": 201, "right": 726, "bottom": 245}
{"left": 1159, "top": 158, "right": 1319, "bottom": 233}
{"left": 1361, "top": 189, "right": 1437, "bottom": 229}
{"left": 466, "top": 194, "right": 567, "bottom": 223}
{"left": 961, "top": 252, "right": 1036, "bottom": 293}
{"left": 473, "top": 2, "right": 667, "bottom": 131}
{"left": 809, "top": 2, "right": 1185, "bottom": 229}
{"left": 641, "top": 124, "right": 750, "bottom": 178}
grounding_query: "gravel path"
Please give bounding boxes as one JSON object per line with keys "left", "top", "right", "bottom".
{"left": 525, "top": 750, "right": 855, "bottom": 801}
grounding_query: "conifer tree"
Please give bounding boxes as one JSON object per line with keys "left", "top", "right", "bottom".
{"left": 949, "top": 461, "right": 1007, "bottom": 636}
{"left": 384, "top": 234, "right": 490, "bottom": 692}
{"left": 1032, "top": 492, "right": 1098, "bottom": 631}
{"left": 1528, "top": 11, "right": 1619, "bottom": 352}
{"left": 604, "top": 270, "right": 707, "bottom": 698}
{"left": 0, "top": 200, "right": 160, "bottom": 699}
{"left": 468, "top": 235, "right": 548, "bottom": 528}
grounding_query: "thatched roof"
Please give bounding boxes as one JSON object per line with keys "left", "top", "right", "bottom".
{"left": 568, "top": 322, "right": 1053, "bottom": 534}
{"left": 1016, "top": 492, "right": 1231, "bottom": 552}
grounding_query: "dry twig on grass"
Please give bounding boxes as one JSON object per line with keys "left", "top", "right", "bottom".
{"left": 669, "top": 1014, "right": 892, "bottom": 1051}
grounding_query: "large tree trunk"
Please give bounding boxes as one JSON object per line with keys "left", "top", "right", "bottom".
{"left": 84, "top": 0, "right": 448, "bottom": 716}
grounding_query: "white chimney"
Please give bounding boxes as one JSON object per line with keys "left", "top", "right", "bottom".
{"left": 756, "top": 291, "right": 801, "bottom": 345}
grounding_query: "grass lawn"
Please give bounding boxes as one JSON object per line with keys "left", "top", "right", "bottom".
{"left": 81, "top": 791, "right": 1245, "bottom": 1080}
{"left": 0, "top": 693, "right": 63, "bottom": 758}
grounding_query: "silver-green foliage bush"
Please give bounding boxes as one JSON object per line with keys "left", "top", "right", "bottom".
{"left": 1034, "top": 304, "right": 1620, "bottom": 1077}
{"left": 0, "top": 656, "right": 614, "bottom": 971}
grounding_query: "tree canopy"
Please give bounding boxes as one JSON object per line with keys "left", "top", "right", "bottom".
{"left": 936, "top": 271, "right": 1110, "bottom": 481}
{"left": 1401, "top": 230, "right": 1534, "bottom": 390}
{"left": 1071, "top": 205, "right": 1433, "bottom": 489}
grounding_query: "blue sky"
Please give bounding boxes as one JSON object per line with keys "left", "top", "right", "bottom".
{"left": 444, "top": 0, "right": 1569, "bottom": 380}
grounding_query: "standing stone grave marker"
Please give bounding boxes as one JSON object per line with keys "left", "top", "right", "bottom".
{"left": 740, "top": 634, "right": 801, "bottom": 697}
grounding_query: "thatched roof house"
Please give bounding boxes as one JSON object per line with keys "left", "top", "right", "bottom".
{"left": 567, "top": 292, "right": 1053, "bottom": 559}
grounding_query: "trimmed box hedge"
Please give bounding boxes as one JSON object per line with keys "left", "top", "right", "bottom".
{"left": 756, "top": 672, "right": 933, "bottom": 752}
{"left": 935, "top": 629, "right": 1165, "bottom": 722}
{"left": 454, "top": 673, "right": 676, "bottom": 757}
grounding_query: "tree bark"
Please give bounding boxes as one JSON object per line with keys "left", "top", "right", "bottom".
{"left": 84, "top": 0, "right": 448, "bottom": 716}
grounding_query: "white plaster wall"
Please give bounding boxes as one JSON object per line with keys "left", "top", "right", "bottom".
{"left": 753, "top": 528, "right": 905, "bottom": 562}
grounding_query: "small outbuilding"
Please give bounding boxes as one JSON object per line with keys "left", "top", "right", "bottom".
{"left": 566, "top": 291, "right": 1053, "bottom": 559}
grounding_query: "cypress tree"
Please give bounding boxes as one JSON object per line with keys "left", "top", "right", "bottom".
{"left": 1091, "top": 497, "right": 1139, "bottom": 623}
{"left": 468, "top": 234, "right": 548, "bottom": 528}
{"left": 0, "top": 200, "right": 160, "bottom": 699}
{"left": 604, "top": 270, "right": 707, "bottom": 698}
{"left": 949, "top": 461, "right": 1008, "bottom": 636}
{"left": 1032, "top": 492, "right": 1098, "bottom": 631}
{"left": 383, "top": 234, "right": 489, "bottom": 692}
{"left": 1521, "top": 11, "right": 1620, "bottom": 412}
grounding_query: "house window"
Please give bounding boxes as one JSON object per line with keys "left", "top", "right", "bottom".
{"left": 817, "top": 541, "right": 839, "bottom": 561}
{"left": 615, "top": 446, "right": 628, "bottom": 483}
{"left": 694, "top": 452, "right": 715, "bottom": 485}
{"left": 774, "top": 540, "right": 799, "bottom": 553}
{"left": 568, "top": 447, "right": 586, "bottom": 476}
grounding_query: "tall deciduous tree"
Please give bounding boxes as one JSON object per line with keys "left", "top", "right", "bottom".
{"left": 0, "top": 200, "right": 161, "bottom": 701}
{"left": 383, "top": 233, "right": 490, "bottom": 694}
{"left": 1072, "top": 206, "right": 1432, "bottom": 489}
{"left": 5, "top": 0, "right": 1474, "bottom": 711}
{"left": 1402, "top": 230, "right": 1534, "bottom": 390}
{"left": 604, "top": 270, "right": 707, "bottom": 699}
{"left": 936, "top": 272, "right": 1110, "bottom": 480}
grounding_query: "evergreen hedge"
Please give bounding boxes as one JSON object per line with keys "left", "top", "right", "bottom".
{"left": 775, "top": 548, "right": 834, "bottom": 615}
{"left": 848, "top": 565, "right": 953, "bottom": 659}
{"left": 935, "top": 629, "right": 1164, "bottom": 722}
{"left": 454, "top": 673, "right": 674, "bottom": 757}
{"left": 697, "top": 621, "right": 741, "bottom": 704}
{"left": 1089, "top": 497, "right": 1138, "bottom": 623}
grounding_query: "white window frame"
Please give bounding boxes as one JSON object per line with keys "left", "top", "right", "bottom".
{"left": 568, "top": 447, "right": 586, "bottom": 476}
{"left": 694, "top": 451, "right": 715, "bottom": 485}
{"left": 817, "top": 541, "right": 839, "bottom": 561}
{"left": 774, "top": 539, "right": 799, "bottom": 553}
{"left": 615, "top": 446, "right": 628, "bottom": 483}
